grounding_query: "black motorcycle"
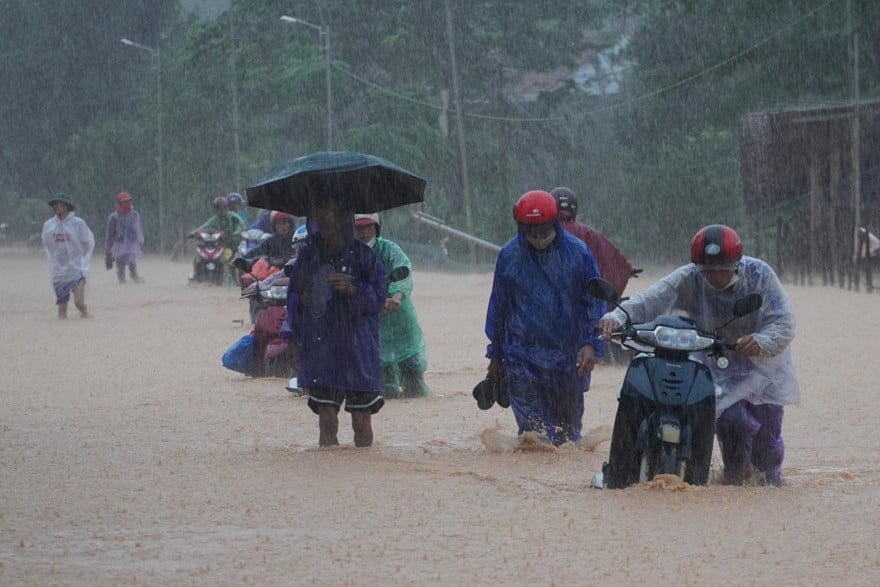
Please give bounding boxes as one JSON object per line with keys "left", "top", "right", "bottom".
{"left": 587, "top": 277, "right": 762, "bottom": 488}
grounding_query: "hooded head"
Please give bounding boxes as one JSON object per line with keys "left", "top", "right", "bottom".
{"left": 312, "top": 199, "right": 354, "bottom": 253}
{"left": 550, "top": 187, "right": 578, "bottom": 222}
{"left": 354, "top": 213, "right": 380, "bottom": 247}
{"left": 116, "top": 191, "right": 133, "bottom": 213}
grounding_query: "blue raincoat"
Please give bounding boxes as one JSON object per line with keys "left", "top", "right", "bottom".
{"left": 286, "top": 224, "right": 387, "bottom": 392}
{"left": 485, "top": 226, "right": 605, "bottom": 389}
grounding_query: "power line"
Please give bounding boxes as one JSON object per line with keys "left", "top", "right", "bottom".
{"left": 337, "top": 0, "right": 838, "bottom": 124}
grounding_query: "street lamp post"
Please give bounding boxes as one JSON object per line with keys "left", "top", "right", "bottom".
{"left": 280, "top": 15, "right": 332, "bottom": 150}
{"left": 121, "top": 37, "right": 165, "bottom": 253}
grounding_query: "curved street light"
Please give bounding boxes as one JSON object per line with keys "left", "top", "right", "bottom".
{"left": 280, "top": 15, "right": 332, "bottom": 150}
{"left": 121, "top": 37, "right": 165, "bottom": 253}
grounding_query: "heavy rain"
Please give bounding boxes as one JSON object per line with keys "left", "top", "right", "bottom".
{"left": 1, "top": 1, "right": 879, "bottom": 584}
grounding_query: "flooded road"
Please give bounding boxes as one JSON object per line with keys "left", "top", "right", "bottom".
{"left": 1, "top": 250, "right": 877, "bottom": 585}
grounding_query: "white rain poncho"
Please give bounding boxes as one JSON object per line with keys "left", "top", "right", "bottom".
{"left": 603, "top": 256, "right": 800, "bottom": 415}
{"left": 42, "top": 213, "right": 95, "bottom": 283}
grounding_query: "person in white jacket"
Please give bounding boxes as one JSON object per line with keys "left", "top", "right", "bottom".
{"left": 41, "top": 194, "right": 95, "bottom": 319}
{"left": 598, "top": 224, "right": 799, "bottom": 486}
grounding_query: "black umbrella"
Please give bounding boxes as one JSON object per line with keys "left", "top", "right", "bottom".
{"left": 245, "top": 151, "right": 427, "bottom": 216}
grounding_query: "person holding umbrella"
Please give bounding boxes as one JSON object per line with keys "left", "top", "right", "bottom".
{"left": 285, "top": 199, "right": 388, "bottom": 447}
{"left": 246, "top": 151, "right": 428, "bottom": 445}
{"left": 41, "top": 193, "right": 95, "bottom": 319}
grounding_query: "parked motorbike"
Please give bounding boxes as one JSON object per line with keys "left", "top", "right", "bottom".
{"left": 233, "top": 257, "right": 298, "bottom": 379}
{"left": 238, "top": 225, "right": 310, "bottom": 323}
{"left": 188, "top": 228, "right": 227, "bottom": 285}
{"left": 586, "top": 277, "right": 762, "bottom": 488}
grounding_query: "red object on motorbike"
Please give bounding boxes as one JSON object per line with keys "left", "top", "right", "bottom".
{"left": 245, "top": 275, "right": 298, "bottom": 378}
{"left": 192, "top": 228, "right": 227, "bottom": 285}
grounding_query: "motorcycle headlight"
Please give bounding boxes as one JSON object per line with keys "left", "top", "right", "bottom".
{"left": 265, "top": 285, "right": 288, "bottom": 300}
{"left": 636, "top": 326, "right": 713, "bottom": 351}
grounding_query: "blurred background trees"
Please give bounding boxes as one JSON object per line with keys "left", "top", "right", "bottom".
{"left": 1, "top": 0, "right": 877, "bottom": 266}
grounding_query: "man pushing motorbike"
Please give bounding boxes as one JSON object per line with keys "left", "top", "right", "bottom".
{"left": 597, "top": 224, "right": 800, "bottom": 486}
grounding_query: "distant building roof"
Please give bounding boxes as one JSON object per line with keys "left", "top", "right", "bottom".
{"left": 505, "top": 34, "right": 632, "bottom": 102}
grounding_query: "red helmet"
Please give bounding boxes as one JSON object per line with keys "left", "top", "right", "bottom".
{"left": 116, "top": 191, "right": 132, "bottom": 203}
{"left": 270, "top": 211, "right": 294, "bottom": 225}
{"left": 513, "top": 190, "right": 558, "bottom": 225}
{"left": 690, "top": 224, "right": 743, "bottom": 266}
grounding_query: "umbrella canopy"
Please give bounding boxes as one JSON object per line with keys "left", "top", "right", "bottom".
{"left": 245, "top": 151, "right": 427, "bottom": 216}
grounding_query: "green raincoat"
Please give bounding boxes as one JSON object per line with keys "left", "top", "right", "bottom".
{"left": 372, "top": 237, "right": 429, "bottom": 397}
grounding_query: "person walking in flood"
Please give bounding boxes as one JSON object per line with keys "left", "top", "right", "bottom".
{"left": 484, "top": 190, "right": 604, "bottom": 446}
{"left": 597, "top": 224, "right": 799, "bottom": 486}
{"left": 105, "top": 191, "right": 144, "bottom": 284}
{"left": 354, "top": 213, "right": 430, "bottom": 398}
{"left": 42, "top": 193, "right": 95, "bottom": 319}
{"left": 286, "top": 200, "right": 387, "bottom": 447}
{"left": 550, "top": 186, "right": 634, "bottom": 296}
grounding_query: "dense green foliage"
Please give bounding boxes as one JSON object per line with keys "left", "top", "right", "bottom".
{"left": 1, "top": 0, "right": 878, "bottom": 263}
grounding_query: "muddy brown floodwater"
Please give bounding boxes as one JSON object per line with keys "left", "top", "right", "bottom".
{"left": 1, "top": 249, "right": 878, "bottom": 585}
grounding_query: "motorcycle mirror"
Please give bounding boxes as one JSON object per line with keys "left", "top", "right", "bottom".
{"left": 716, "top": 293, "right": 763, "bottom": 332}
{"left": 732, "top": 293, "right": 762, "bottom": 318}
{"left": 232, "top": 257, "right": 252, "bottom": 273}
{"left": 586, "top": 277, "right": 619, "bottom": 305}
{"left": 388, "top": 266, "right": 410, "bottom": 283}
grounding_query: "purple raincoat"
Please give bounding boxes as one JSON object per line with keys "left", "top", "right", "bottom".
{"left": 286, "top": 231, "right": 387, "bottom": 392}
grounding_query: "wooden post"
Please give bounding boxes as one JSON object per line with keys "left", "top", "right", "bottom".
{"left": 444, "top": 0, "right": 476, "bottom": 264}
{"left": 808, "top": 130, "right": 823, "bottom": 286}
{"left": 828, "top": 124, "right": 842, "bottom": 287}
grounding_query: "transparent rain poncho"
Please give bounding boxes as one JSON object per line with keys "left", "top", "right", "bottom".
{"left": 604, "top": 256, "right": 800, "bottom": 415}
{"left": 41, "top": 212, "right": 96, "bottom": 283}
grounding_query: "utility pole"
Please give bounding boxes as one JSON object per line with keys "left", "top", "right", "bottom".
{"left": 281, "top": 16, "right": 332, "bottom": 150}
{"left": 849, "top": 0, "right": 863, "bottom": 289}
{"left": 444, "top": 0, "right": 475, "bottom": 263}
{"left": 121, "top": 37, "right": 165, "bottom": 253}
{"left": 230, "top": 10, "right": 242, "bottom": 190}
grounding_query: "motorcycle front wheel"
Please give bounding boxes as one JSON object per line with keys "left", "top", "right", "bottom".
{"left": 682, "top": 402, "right": 715, "bottom": 486}
{"left": 604, "top": 396, "right": 642, "bottom": 489}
